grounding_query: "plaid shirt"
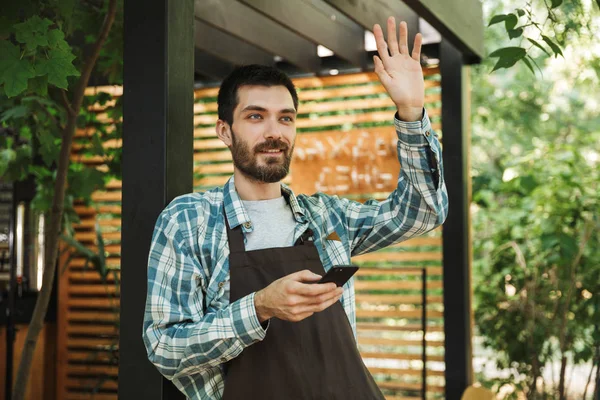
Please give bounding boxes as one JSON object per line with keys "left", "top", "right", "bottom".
{"left": 143, "top": 109, "right": 448, "bottom": 399}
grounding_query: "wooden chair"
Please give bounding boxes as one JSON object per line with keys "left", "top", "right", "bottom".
{"left": 461, "top": 385, "right": 495, "bottom": 400}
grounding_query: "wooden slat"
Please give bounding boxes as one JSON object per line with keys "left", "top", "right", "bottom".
{"left": 68, "top": 298, "right": 119, "bottom": 308}
{"left": 69, "top": 351, "right": 117, "bottom": 363}
{"left": 74, "top": 219, "right": 122, "bottom": 228}
{"left": 67, "top": 325, "right": 118, "bottom": 335}
{"left": 68, "top": 312, "right": 119, "bottom": 322}
{"left": 91, "top": 192, "right": 122, "bottom": 202}
{"left": 359, "top": 337, "right": 444, "bottom": 347}
{"left": 194, "top": 151, "right": 232, "bottom": 162}
{"left": 74, "top": 232, "right": 121, "bottom": 242}
{"left": 68, "top": 285, "right": 119, "bottom": 295}
{"left": 356, "top": 309, "right": 444, "bottom": 319}
{"left": 298, "top": 79, "right": 439, "bottom": 101}
{"left": 376, "top": 381, "right": 445, "bottom": 393}
{"left": 73, "top": 205, "right": 121, "bottom": 215}
{"left": 361, "top": 352, "right": 444, "bottom": 362}
{"left": 357, "top": 323, "right": 444, "bottom": 333}
{"left": 195, "top": 163, "right": 234, "bottom": 174}
{"left": 69, "top": 271, "right": 121, "bottom": 281}
{"left": 67, "top": 338, "right": 118, "bottom": 347}
{"left": 67, "top": 365, "right": 118, "bottom": 376}
{"left": 66, "top": 377, "right": 118, "bottom": 390}
{"left": 355, "top": 267, "right": 442, "bottom": 277}
{"left": 369, "top": 367, "right": 445, "bottom": 377}
{"left": 66, "top": 394, "right": 117, "bottom": 400}
{"left": 354, "top": 280, "right": 443, "bottom": 290}
{"left": 354, "top": 251, "right": 442, "bottom": 262}
{"left": 67, "top": 259, "right": 120, "bottom": 269}
{"left": 356, "top": 294, "right": 443, "bottom": 304}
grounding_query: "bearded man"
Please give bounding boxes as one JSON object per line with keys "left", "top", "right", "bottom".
{"left": 143, "top": 17, "right": 448, "bottom": 399}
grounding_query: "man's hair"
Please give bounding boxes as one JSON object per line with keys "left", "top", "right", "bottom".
{"left": 217, "top": 64, "right": 299, "bottom": 126}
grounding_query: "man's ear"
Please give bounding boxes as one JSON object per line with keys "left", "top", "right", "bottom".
{"left": 215, "top": 119, "right": 232, "bottom": 147}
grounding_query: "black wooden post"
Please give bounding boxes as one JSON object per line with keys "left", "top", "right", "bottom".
{"left": 120, "top": 0, "right": 194, "bottom": 399}
{"left": 440, "top": 38, "right": 473, "bottom": 399}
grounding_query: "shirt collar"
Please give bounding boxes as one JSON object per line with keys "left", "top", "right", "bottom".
{"left": 223, "top": 176, "right": 306, "bottom": 229}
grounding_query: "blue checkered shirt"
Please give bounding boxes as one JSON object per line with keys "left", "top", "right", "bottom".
{"left": 142, "top": 109, "right": 448, "bottom": 399}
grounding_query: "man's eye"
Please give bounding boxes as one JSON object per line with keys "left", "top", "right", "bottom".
{"left": 249, "top": 114, "right": 262, "bottom": 119}
{"left": 281, "top": 116, "right": 294, "bottom": 122}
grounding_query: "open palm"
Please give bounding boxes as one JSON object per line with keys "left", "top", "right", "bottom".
{"left": 373, "top": 17, "right": 424, "bottom": 121}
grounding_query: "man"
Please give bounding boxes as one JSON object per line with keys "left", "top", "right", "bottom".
{"left": 143, "top": 17, "right": 448, "bottom": 399}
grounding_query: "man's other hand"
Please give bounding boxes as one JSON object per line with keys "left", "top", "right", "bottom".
{"left": 254, "top": 269, "right": 344, "bottom": 323}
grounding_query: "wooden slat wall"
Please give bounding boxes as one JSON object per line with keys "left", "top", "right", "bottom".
{"left": 60, "top": 67, "right": 443, "bottom": 399}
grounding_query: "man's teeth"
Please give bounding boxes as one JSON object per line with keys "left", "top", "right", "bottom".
{"left": 263, "top": 149, "right": 281, "bottom": 153}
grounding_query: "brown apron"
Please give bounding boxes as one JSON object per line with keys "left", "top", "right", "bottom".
{"left": 222, "top": 211, "right": 385, "bottom": 400}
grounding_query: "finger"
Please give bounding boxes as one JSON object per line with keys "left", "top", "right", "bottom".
{"left": 373, "top": 55, "right": 392, "bottom": 86}
{"left": 311, "top": 291, "right": 343, "bottom": 313}
{"left": 308, "top": 287, "right": 344, "bottom": 306}
{"left": 386, "top": 16, "right": 399, "bottom": 56}
{"left": 399, "top": 21, "right": 409, "bottom": 55}
{"left": 291, "top": 280, "right": 337, "bottom": 296}
{"left": 411, "top": 32, "right": 422, "bottom": 61}
{"left": 373, "top": 23, "right": 391, "bottom": 66}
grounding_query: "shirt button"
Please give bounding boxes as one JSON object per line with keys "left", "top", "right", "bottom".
{"left": 218, "top": 281, "right": 225, "bottom": 288}
{"left": 425, "top": 130, "right": 431, "bottom": 137}
{"left": 243, "top": 222, "right": 252, "bottom": 229}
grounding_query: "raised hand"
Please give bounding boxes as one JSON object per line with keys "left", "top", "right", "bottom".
{"left": 373, "top": 17, "right": 424, "bottom": 122}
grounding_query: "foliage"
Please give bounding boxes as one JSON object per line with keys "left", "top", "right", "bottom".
{"left": 487, "top": 0, "right": 600, "bottom": 73}
{"left": 0, "top": 2, "right": 123, "bottom": 228}
{"left": 472, "top": 0, "right": 600, "bottom": 398}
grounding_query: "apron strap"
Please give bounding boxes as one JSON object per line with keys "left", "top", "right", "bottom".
{"left": 224, "top": 208, "right": 246, "bottom": 253}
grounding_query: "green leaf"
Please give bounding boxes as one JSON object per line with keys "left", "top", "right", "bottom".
{"left": 20, "top": 126, "right": 32, "bottom": 141}
{"left": 596, "top": 0, "right": 600, "bottom": 10}
{"left": 91, "top": 133, "right": 105, "bottom": 156}
{"left": 27, "top": 75, "right": 48, "bottom": 96}
{"left": 515, "top": 9, "right": 525, "bottom": 17}
{"left": 489, "top": 47, "right": 527, "bottom": 72}
{"left": 68, "top": 166, "right": 105, "bottom": 201}
{"left": 1, "top": 105, "right": 29, "bottom": 122}
{"left": 35, "top": 47, "right": 80, "bottom": 89}
{"left": 551, "top": 0, "right": 563, "bottom": 8}
{"left": 504, "top": 14, "right": 518, "bottom": 31}
{"left": 488, "top": 14, "right": 508, "bottom": 26}
{"left": 37, "top": 130, "right": 60, "bottom": 167}
{"left": 0, "top": 16, "right": 16, "bottom": 39}
{"left": 14, "top": 16, "right": 53, "bottom": 52}
{"left": 0, "top": 148, "right": 17, "bottom": 177}
{"left": 508, "top": 28, "right": 523, "bottom": 39}
{"left": 521, "top": 57, "right": 535, "bottom": 75}
{"left": 527, "top": 38, "right": 551, "bottom": 57}
{"left": 542, "top": 35, "right": 564, "bottom": 58}
{"left": 47, "top": 28, "right": 71, "bottom": 51}
{"left": 0, "top": 41, "right": 36, "bottom": 97}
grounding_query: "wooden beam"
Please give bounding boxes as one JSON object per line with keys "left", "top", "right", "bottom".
{"left": 194, "top": 49, "right": 235, "bottom": 80}
{"left": 239, "top": 0, "right": 366, "bottom": 68}
{"left": 324, "top": 0, "right": 419, "bottom": 51}
{"left": 122, "top": 0, "right": 193, "bottom": 398}
{"left": 194, "top": 0, "right": 320, "bottom": 72}
{"left": 440, "top": 39, "right": 473, "bottom": 399}
{"left": 195, "top": 19, "right": 275, "bottom": 67}
{"left": 401, "top": 0, "right": 483, "bottom": 63}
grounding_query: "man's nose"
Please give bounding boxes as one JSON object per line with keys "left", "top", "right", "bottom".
{"left": 263, "top": 118, "right": 283, "bottom": 140}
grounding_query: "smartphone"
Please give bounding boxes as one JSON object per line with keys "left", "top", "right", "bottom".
{"left": 317, "top": 265, "right": 359, "bottom": 287}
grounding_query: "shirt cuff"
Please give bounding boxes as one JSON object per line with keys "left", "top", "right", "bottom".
{"left": 230, "top": 292, "right": 269, "bottom": 346}
{"left": 394, "top": 108, "right": 436, "bottom": 147}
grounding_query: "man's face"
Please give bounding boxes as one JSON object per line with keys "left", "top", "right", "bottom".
{"left": 228, "top": 85, "right": 297, "bottom": 183}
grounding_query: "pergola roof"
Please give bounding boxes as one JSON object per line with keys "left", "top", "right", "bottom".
{"left": 193, "top": 0, "right": 483, "bottom": 83}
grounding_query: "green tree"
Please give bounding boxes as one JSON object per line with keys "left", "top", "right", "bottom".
{"left": 0, "top": 1, "right": 122, "bottom": 398}
{"left": 472, "top": 0, "right": 600, "bottom": 398}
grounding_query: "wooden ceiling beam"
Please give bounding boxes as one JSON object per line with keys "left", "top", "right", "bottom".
{"left": 194, "top": 0, "right": 320, "bottom": 72}
{"left": 239, "top": 0, "right": 366, "bottom": 68}
{"left": 195, "top": 19, "right": 275, "bottom": 67}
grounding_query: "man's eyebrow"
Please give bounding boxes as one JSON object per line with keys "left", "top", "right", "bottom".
{"left": 240, "top": 105, "right": 297, "bottom": 114}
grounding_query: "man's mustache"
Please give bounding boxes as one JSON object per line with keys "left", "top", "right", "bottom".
{"left": 254, "top": 139, "right": 289, "bottom": 153}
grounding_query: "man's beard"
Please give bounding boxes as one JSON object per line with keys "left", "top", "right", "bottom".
{"left": 230, "top": 129, "right": 294, "bottom": 183}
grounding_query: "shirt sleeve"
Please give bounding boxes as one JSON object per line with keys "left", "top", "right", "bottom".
{"left": 142, "top": 208, "right": 268, "bottom": 380}
{"left": 323, "top": 108, "right": 448, "bottom": 256}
